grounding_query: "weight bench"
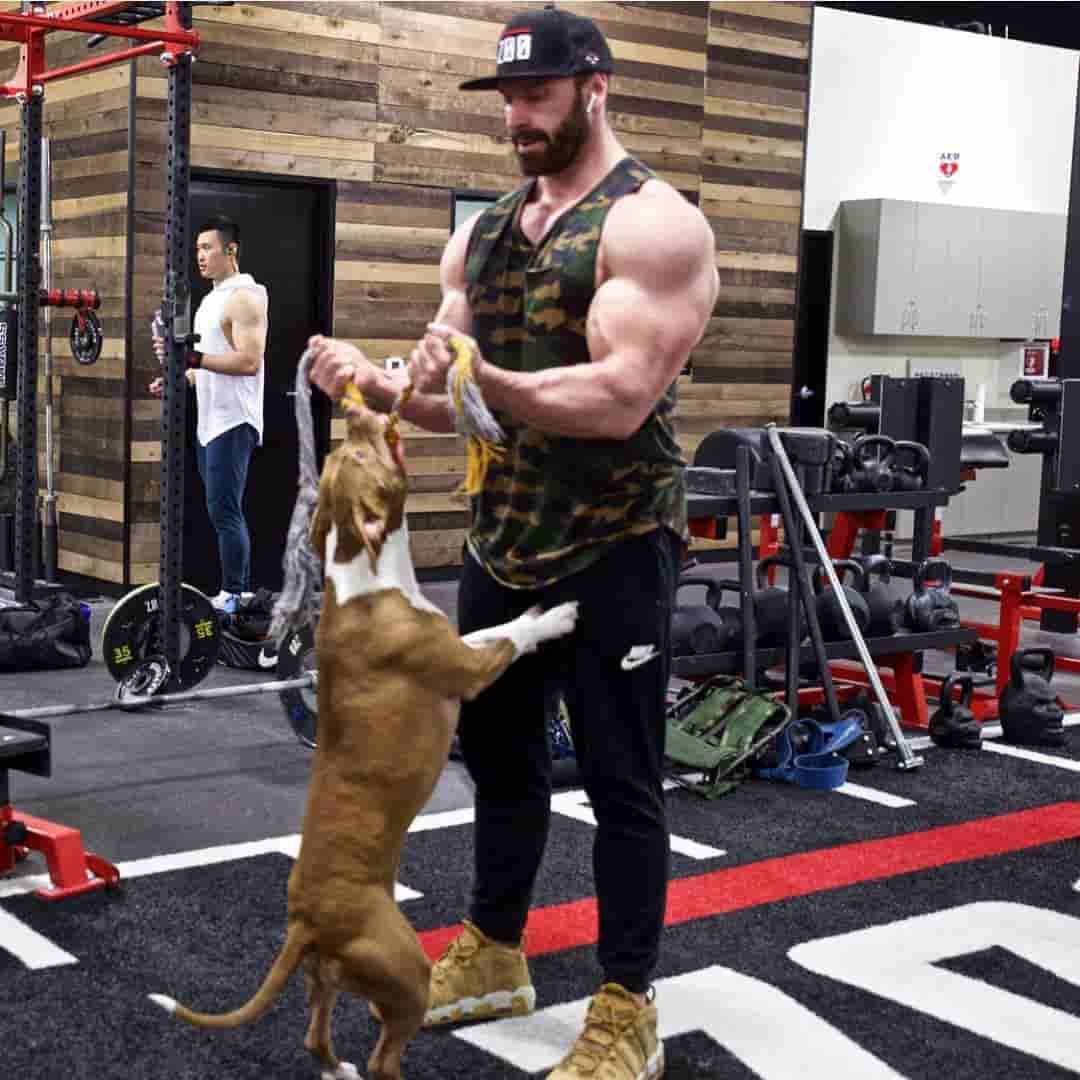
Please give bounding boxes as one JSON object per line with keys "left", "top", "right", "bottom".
{"left": 0, "top": 715, "right": 119, "bottom": 900}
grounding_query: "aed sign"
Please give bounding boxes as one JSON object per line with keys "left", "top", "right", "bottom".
{"left": 939, "top": 151, "right": 960, "bottom": 180}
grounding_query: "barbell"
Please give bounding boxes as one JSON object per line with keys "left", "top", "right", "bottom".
{"left": 8, "top": 581, "right": 323, "bottom": 748}
{"left": 3, "top": 670, "right": 316, "bottom": 722}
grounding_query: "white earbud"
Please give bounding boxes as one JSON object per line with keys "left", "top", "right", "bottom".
{"left": 587, "top": 94, "right": 597, "bottom": 115}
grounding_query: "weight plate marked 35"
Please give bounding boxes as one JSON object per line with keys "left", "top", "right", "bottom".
{"left": 102, "top": 582, "right": 221, "bottom": 692}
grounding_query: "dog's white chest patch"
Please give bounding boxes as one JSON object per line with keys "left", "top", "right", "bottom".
{"left": 324, "top": 523, "right": 445, "bottom": 617}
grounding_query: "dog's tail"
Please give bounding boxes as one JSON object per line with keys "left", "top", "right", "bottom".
{"left": 148, "top": 924, "right": 311, "bottom": 1029}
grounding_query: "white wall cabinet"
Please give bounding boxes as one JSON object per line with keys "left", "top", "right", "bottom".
{"left": 836, "top": 199, "right": 1066, "bottom": 339}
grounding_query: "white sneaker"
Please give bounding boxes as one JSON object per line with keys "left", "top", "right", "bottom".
{"left": 209, "top": 591, "right": 240, "bottom": 614}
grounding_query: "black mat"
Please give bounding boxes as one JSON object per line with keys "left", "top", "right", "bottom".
{"left": 3, "top": 737, "right": 1080, "bottom": 1079}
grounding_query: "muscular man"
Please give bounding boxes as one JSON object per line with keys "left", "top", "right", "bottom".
{"left": 308, "top": 9, "right": 717, "bottom": 1079}
{"left": 151, "top": 216, "right": 268, "bottom": 613}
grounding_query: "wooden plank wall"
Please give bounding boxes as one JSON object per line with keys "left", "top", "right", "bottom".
{"left": 3, "top": 1, "right": 815, "bottom": 588}
{"left": 355, "top": 0, "right": 714, "bottom": 566}
{"left": 685, "top": 1, "right": 812, "bottom": 463}
{"left": 0, "top": 21, "right": 133, "bottom": 585}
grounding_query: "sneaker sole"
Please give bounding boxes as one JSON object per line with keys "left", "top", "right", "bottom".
{"left": 423, "top": 985, "right": 536, "bottom": 1027}
{"left": 549, "top": 1041, "right": 664, "bottom": 1079}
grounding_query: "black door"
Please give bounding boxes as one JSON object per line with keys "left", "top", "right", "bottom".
{"left": 790, "top": 229, "right": 834, "bottom": 427}
{"left": 184, "top": 174, "right": 333, "bottom": 595}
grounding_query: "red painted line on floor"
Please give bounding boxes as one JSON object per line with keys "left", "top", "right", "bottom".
{"left": 417, "top": 801, "right": 1080, "bottom": 960}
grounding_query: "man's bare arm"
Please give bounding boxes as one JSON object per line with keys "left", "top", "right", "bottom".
{"left": 199, "top": 289, "right": 267, "bottom": 376}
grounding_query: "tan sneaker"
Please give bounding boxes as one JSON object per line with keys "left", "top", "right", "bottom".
{"left": 547, "top": 983, "right": 664, "bottom": 1079}
{"left": 423, "top": 920, "right": 535, "bottom": 1027}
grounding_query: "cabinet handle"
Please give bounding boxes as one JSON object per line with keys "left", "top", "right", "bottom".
{"left": 978, "top": 307, "right": 986, "bottom": 332}
{"left": 911, "top": 304, "right": 919, "bottom": 331}
{"left": 901, "top": 304, "right": 910, "bottom": 331}
{"left": 969, "top": 311, "right": 976, "bottom": 334}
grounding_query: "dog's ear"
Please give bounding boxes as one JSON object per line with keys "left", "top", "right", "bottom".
{"left": 309, "top": 455, "right": 339, "bottom": 563}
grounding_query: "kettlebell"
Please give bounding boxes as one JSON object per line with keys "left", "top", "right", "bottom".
{"left": 901, "top": 558, "right": 960, "bottom": 633}
{"left": 828, "top": 438, "right": 854, "bottom": 493}
{"left": 672, "top": 576, "right": 744, "bottom": 656}
{"left": 999, "top": 647, "right": 1066, "bottom": 747}
{"left": 853, "top": 554, "right": 897, "bottom": 637}
{"left": 672, "top": 579, "right": 732, "bottom": 656}
{"left": 812, "top": 559, "right": 871, "bottom": 641}
{"left": 891, "top": 440, "right": 931, "bottom": 492}
{"left": 929, "top": 672, "right": 982, "bottom": 749}
{"left": 754, "top": 556, "right": 807, "bottom": 647}
{"left": 847, "top": 435, "right": 896, "bottom": 494}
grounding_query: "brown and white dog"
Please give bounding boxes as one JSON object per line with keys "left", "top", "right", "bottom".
{"left": 150, "top": 397, "right": 578, "bottom": 1079}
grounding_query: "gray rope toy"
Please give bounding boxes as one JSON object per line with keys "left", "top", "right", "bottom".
{"left": 269, "top": 349, "right": 322, "bottom": 640}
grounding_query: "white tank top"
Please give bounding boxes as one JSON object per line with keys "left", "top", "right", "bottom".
{"left": 192, "top": 272, "right": 268, "bottom": 447}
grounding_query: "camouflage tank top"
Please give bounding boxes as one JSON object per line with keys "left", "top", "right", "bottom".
{"left": 463, "top": 155, "right": 687, "bottom": 589}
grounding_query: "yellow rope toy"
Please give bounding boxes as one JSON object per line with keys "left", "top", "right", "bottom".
{"left": 342, "top": 337, "right": 503, "bottom": 497}
{"left": 445, "top": 336, "right": 505, "bottom": 497}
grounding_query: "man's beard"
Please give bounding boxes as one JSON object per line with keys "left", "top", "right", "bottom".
{"left": 512, "top": 90, "right": 590, "bottom": 177}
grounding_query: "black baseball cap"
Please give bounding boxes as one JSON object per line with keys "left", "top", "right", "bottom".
{"left": 460, "top": 5, "right": 614, "bottom": 92}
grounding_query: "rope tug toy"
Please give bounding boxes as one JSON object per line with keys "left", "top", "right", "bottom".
{"left": 445, "top": 336, "right": 504, "bottom": 496}
{"left": 271, "top": 338, "right": 502, "bottom": 637}
{"left": 270, "top": 348, "right": 323, "bottom": 640}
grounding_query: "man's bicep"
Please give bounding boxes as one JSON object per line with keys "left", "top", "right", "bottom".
{"left": 435, "top": 213, "right": 479, "bottom": 335}
{"left": 591, "top": 274, "right": 709, "bottom": 386}
{"left": 230, "top": 293, "right": 268, "bottom": 354}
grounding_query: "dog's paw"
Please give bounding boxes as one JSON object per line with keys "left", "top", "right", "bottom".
{"left": 536, "top": 601, "right": 579, "bottom": 642}
{"left": 321, "top": 1063, "right": 359, "bottom": 1080}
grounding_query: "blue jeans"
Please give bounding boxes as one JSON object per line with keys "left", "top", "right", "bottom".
{"left": 195, "top": 423, "right": 257, "bottom": 595}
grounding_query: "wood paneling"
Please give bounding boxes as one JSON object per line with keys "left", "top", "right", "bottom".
{"left": 1, "top": 1, "right": 811, "bottom": 589}
{"left": 686, "top": 1, "right": 812, "bottom": 448}
{"left": 0, "top": 24, "right": 132, "bottom": 588}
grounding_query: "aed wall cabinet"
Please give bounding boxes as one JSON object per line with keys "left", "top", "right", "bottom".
{"left": 836, "top": 199, "right": 1066, "bottom": 339}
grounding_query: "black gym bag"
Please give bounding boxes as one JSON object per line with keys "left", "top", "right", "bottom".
{"left": 0, "top": 591, "right": 92, "bottom": 672}
{"left": 218, "top": 588, "right": 280, "bottom": 671}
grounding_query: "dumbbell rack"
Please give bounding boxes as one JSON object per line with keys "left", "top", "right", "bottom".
{"left": 683, "top": 482, "right": 978, "bottom": 730}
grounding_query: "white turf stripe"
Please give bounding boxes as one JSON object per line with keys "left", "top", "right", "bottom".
{"left": 407, "top": 807, "right": 475, "bottom": 832}
{"left": 982, "top": 741, "right": 1080, "bottom": 771}
{"left": 0, "top": 905, "right": 79, "bottom": 968}
{"left": 555, "top": 788, "right": 725, "bottom": 859}
{"left": 835, "top": 781, "right": 917, "bottom": 808}
{"left": 910, "top": 711, "right": 1080, "bottom": 753}
{"left": 0, "top": 834, "right": 420, "bottom": 902}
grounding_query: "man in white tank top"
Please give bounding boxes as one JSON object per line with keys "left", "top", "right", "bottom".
{"left": 150, "top": 215, "right": 268, "bottom": 613}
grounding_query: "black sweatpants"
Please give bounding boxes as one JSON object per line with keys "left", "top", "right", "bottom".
{"left": 457, "top": 528, "right": 679, "bottom": 993}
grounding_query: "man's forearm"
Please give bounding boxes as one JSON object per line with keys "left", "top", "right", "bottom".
{"left": 199, "top": 349, "right": 261, "bottom": 376}
{"left": 479, "top": 356, "right": 646, "bottom": 440}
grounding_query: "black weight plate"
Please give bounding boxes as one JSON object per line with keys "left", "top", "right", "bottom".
{"left": 70, "top": 308, "right": 103, "bottom": 365}
{"left": 102, "top": 582, "right": 221, "bottom": 692}
{"left": 277, "top": 621, "right": 318, "bottom": 749}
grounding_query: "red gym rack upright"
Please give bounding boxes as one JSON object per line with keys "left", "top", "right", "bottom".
{"left": 0, "top": 2, "right": 200, "bottom": 899}
{"left": 0, "top": 2, "right": 198, "bottom": 681}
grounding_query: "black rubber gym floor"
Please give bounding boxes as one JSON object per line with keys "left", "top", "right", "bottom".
{"left": 2, "top": 568, "right": 1080, "bottom": 1078}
